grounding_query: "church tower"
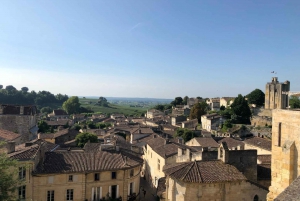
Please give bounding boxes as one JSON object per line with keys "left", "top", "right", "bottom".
{"left": 265, "top": 77, "right": 290, "bottom": 109}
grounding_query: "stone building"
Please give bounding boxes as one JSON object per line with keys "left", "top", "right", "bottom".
{"left": 244, "top": 137, "right": 272, "bottom": 155}
{"left": 4, "top": 139, "right": 143, "bottom": 201}
{"left": 163, "top": 159, "right": 268, "bottom": 201}
{"left": 265, "top": 77, "right": 290, "bottom": 109}
{"left": 201, "top": 113, "right": 223, "bottom": 132}
{"left": 220, "top": 97, "right": 235, "bottom": 108}
{"left": 143, "top": 136, "right": 199, "bottom": 188}
{"left": 206, "top": 98, "right": 220, "bottom": 111}
{"left": 0, "top": 104, "right": 38, "bottom": 143}
{"left": 48, "top": 109, "right": 69, "bottom": 120}
{"left": 267, "top": 109, "right": 300, "bottom": 200}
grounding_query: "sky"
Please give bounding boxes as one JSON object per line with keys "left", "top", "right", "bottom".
{"left": 0, "top": 1, "right": 300, "bottom": 99}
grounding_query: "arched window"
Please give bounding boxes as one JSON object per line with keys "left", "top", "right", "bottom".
{"left": 254, "top": 195, "right": 259, "bottom": 201}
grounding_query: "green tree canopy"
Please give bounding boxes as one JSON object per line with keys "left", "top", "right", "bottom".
{"left": 189, "top": 102, "right": 209, "bottom": 123}
{"left": 289, "top": 96, "right": 300, "bottom": 109}
{"left": 97, "top": 97, "right": 109, "bottom": 107}
{"left": 5, "top": 85, "right": 16, "bottom": 91}
{"left": 171, "top": 97, "right": 183, "bottom": 106}
{"left": 0, "top": 142, "right": 22, "bottom": 201}
{"left": 183, "top": 96, "right": 189, "bottom": 105}
{"left": 175, "top": 128, "right": 195, "bottom": 142}
{"left": 0, "top": 85, "right": 3, "bottom": 89}
{"left": 62, "top": 96, "right": 81, "bottom": 114}
{"left": 21, "top": 87, "right": 29, "bottom": 93}
{"left": 38, "top": 120, "right": 50, "bottom": 133}
{"left": 231, "top": 94, "right": 251, "bottom": 124}
{"left": 75, "top": 132, "right": 98, "bottom": 148}
{"left": 246, "top": 89, "right": 265, "bottom": 106}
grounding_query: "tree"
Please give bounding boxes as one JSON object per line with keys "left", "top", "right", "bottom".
{"left": 220, "top": 106, "right": 226, "bottom": 111}
{"left": 289, "top": 96, "right": 300, "bottom": 109}
{"left": 221, "top": 120, "right": 233, "bottom": 132}
{"left": 62, "top": 96, "right": 81, "bottom": 114}
{"left": 183, "top": 96, "right": 189, "bottom": 105}
{"left": 75, "top": 132, "right": 98, "bottom": 148}
{"left": 190, "top": 102, "right": 209, "bottom": 123}
{"left": 231, "top": 94, "right": 251, "bottom": 124}
{"left": 38, "top": 120, "right": 49, "bottom": 133}
{"left": 175, "top": 128, "right": 195, "bottom": 142}
{"left": 0, "top": 85, "right": 3, "bottom": 89}
{"left": 21, "top": 87, "right": 29, "bottom": 93}
{"left": 40, "top": 107, "right": 52, "bottom": 114}
{"left": 97, "top": 97, "right": 109, "bottom": 107}
{"left": 5, "top": 85, "right": 16, "bottom": 91}
{"left": 0, "top": 142, "right": 22, "bottom": 201}
{"left": 246, "top": 89, "right": 265, "bottom": 106}
{"left": 170, "top": 97, "right": 183, "bottom": 106}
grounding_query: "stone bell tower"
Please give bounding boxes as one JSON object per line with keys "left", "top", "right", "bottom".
{"left": 265, "top": 77, "right": 290, "bottom": 109}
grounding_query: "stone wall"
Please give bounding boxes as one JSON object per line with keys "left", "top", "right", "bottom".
{"left": 0, "top": 115, "right": 37, "bottom": 143}
{"left": 32, "top": 167, "right": 140, "bottom": 201}
{"left": 251, "top": 116, "right": 272, "bottom": 127}
{"left": 166, "top": 177, "right": 268, "bottom": 201}
{"left": 267, "top": 109, "right": 300, "bottom": 201}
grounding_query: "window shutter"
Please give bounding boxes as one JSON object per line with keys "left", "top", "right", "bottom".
{"left": 128, "top": 183, "right": 130, "bottom": 195}
{"left": 109, "top": 186, "right": 111, "bottom": 197}
{"left": 117, "top": 185, "right": 119, "bottom": 198}
{"left": 73, "top": 175, "right": 78, "bottom": 182}
{"left": 100, "top": 187, "right": 102, "bottom": 199}
{"left": 133, "top": 182, "right": 135, "bottom": 194}
{"left": 91, "top": 187, "right": 94, "bottom": 201}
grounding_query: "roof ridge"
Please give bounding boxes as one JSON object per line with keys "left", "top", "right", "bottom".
{"left": 195, "top": 161, "right": 203, "bottom": 183}
{"left": 181, "top": 161, "right": 195, "bottom": 181}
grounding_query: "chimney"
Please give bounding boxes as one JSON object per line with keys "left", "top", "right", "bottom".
{"left": 178, "top": 148, "right": 183, "bottom": 156}
{"left": 25, "top": 142, "right": 33, "bottom": 147}
{"left": 6, "top": 141, "right": 15, "bottom": 154}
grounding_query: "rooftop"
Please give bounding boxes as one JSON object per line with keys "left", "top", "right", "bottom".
{"left": 163, "top": 160, "right": 246, "bottom": 183}
{"left": 34, "top": 149, "right": 143, "bottom": 174}
{"left": 244, "top": 137, "right": 271, "bottom": 151}
{"left": 0, "top": 129, "right": 21, "bottom": 141}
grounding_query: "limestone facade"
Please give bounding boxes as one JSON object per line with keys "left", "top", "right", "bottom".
{"left": 165, "top": 177, "right": 268, "bottom": 201}
{"left": 267, "top": 109, "right": 300, "bottom": 200}
{"left": 265, "top": 77, "right": 290, "bottom": 110}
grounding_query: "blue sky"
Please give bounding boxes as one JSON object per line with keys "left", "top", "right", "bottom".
{"left": 1, "top": 1, "right": 300, "bottom": 98}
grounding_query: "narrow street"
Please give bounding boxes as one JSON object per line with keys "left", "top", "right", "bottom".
{"left": 137, "top": 178, "right": 157, "bottom": 201}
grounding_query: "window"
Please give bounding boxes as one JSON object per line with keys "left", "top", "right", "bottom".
{"left": 66, "top": 189, "right": 73, "bottom": 201}
{"left": 47, "top": 190, "right": 54, "bottom": 201}
{"left": 68, "top": 175, "right": 73, "bottom": 182}
{"left": 18, "top": 185, "right": 26, "bottom": 200}
{"left": 157, "top": 159, "right": 160, "bottom": 170}
{"left": 112, "top": 172, "right": 117, "bottom": 179}
{"left": 92, "top": 187, "right": 101, "bottom": 201}
{"left": 19, "top": 167, "right": 26, "bottom": 180}
{"left": 253, "top": 195, "right": 259, "bottom": 201}
{"left": 129, "top": 182, "right": 134, "bottom": 195}
{"left": 94, "top": 173, "right": 100, "bottom": 181}
{"left": 111, "top": 185, "right": 117, "bottom": 199}
{"left": 130, "top": 169, "right": 134, "bottom": 177}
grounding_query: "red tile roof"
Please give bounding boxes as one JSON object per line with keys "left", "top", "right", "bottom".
{"left": 0, "top": 129, "right": 21, "bottom": 141}
{"left": 163, "top": 160, "right": 246, "bottom": 183}
{"left": 244, "top": 137, "right": 271, "bottom": 151}
{"left": 193, "top": 137, "right": 219, "bottom": 148}
{"left": 34, "top": 149, "right": 143, "bottom": 174}
{"left": 214, "top": 137, "right": 244, "bottom": 149}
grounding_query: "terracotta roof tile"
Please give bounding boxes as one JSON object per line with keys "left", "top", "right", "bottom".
{"left": 34, "top": 149, "right": 143, "bottom": 174}
{"left": 244, "top": 137, "right": 271, "bottom": 151}
{"left": 9, "top": 140, "right": 58, "bottom": 160}
{"left": 163, "top": 160, "right": 246, "bottom": 183}
{"left": 193, "top": 137, "right": 219, "bottom": 148}
{"left": 53, "top": 109, "right": 68, "bottom": 115}
{"left": 214, "top": 137, "right": 244, "bottom": 149}
{"left": 0, "top": 129, "right": 21, "bottom": 141}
